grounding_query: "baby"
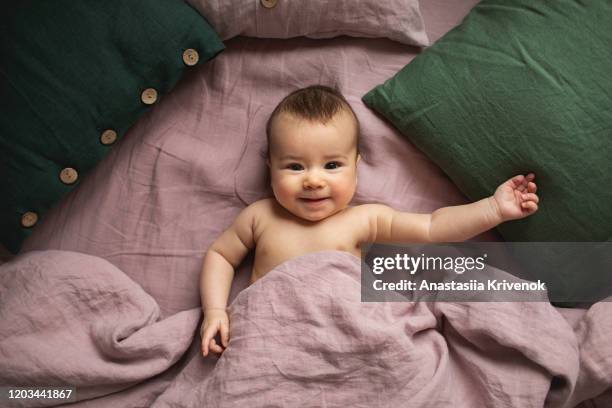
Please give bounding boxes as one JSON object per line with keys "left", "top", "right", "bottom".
{"left": 200, "top": 85, "right": 539, "bottom": 356}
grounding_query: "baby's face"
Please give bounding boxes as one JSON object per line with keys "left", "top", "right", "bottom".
{"left": 267, "top": 111, "right": 359, "bottom": 222}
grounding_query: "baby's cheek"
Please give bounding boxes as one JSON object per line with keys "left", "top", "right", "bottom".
{"left": 273, "top": 179, "right": 295, "bottom": 202}
{"left": 334, "top": 180, "right": 357, "bottom": 204}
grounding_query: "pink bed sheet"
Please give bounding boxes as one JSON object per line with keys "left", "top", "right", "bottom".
{"left": 2, "top": 0, "right": 608, "bottom": 406}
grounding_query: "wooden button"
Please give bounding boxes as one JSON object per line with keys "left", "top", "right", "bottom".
{"left": 100, "top": 129, "right": 118, "bottom": 145}
{"left": 182, "top": 49, "right": 199, "bottom": 66}
{"left": 21, "top": 211, "right": 38, "bottom": 228}
{"left": 141, "top": 88, "right": 158, "bottom": 105}
{"left": 59, "top": 167, "right": 78, "bottom": 185}
{"left": 260, "top": 0, "right": 277, "bottom": 8}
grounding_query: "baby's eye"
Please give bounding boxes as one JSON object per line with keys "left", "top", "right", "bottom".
{"left": 325, "top": 161, "right": 342, "bottom": 170}
{"left": 287, "top": 163, "right": 303, "bottom": 171}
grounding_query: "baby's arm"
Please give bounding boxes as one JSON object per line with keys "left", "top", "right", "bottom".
{"left": 369, "top": 174, "right": 539, "bottom": 243}
{"left": 199, "top": 204, "right": 256, "bottom": 356}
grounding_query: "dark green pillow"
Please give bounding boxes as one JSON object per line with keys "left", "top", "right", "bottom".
{"left": 363, "top": 0, "right": 612, "bottom": 243}
{"left": 0, "top": 0, "right": 224, "bottom": 253}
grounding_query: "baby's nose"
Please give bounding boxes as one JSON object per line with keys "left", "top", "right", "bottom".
{"left": 303, "top": 173, "right": 325, "bottom": 189}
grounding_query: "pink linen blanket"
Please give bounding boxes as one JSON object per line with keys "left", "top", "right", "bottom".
{"left": 1, "top": 250, "right": 610, "bottom": 407}
{"left": 151, "top": 251, "right": 604, "bottom": 408}
{"left": 0, "top": 251, "right": 201, "bottom": 407}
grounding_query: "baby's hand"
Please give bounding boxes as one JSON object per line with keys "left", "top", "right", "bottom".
{"left": 200, "top": 308, "right": 229, "bottom": 357}
{"left": 492, "top": 173, "right": 539, "bottom": 221}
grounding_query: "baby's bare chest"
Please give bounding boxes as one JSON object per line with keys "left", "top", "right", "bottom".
{"left": 251, "top": 216, "right": 365, "bottom": 282}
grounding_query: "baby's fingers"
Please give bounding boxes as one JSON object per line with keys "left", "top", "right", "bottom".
{"left": 201, "top": 335, "right": 209, "bottom": 357}
{"left": 521, "top": 193, "right": 539, "bottom": 203}
{"left": 521, "top": 201, "right": 538, "bottom": 213}
{"left": 521, "top": 173, "right": 536, "bottom": 191}
{"left": 511, "top": 173, "right": 535, "bottom": 193}
{"left": 220, "top": 322, "right": 230, "bottom": 348}
{"left": 511, "top": 174, "right": 526, "bottom": 188}
{"left": 201, "top": 325, "right": 218, "bottom": 357}
{"left": 527, "top": 181, "right": 537, "bottom": 193}
{"left": 209, "top": 338, "right": 224, "bottom": 354}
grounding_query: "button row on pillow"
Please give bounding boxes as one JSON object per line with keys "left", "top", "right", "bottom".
{"left": 18, "top": 48, "right": 202, "bottom": 230}
{"left": 260, "top": 0, "right": 277, "bottom": 9}
{"left": 20, "top": 167, "right": 79, "bottom": 228}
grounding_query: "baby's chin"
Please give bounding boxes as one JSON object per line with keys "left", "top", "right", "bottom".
{"left": 292, "top": 206, "right": 349, "bottom": 222}
{"left": 299, "top": 213, "right": 330, "bottom": 222}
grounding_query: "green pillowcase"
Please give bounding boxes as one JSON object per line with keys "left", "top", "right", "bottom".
{"left": 363, "top": 0, "right": 612, "bottom": 243}
{"left": 0, "top": 0, "right": 224, "bottom": 253}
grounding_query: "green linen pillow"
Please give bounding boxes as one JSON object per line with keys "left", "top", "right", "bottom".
{"left": 0, "top": 0, "right": 224, "bottom": 253}
{"left": 363, "top": 0, "right": 612, "bottom": 243}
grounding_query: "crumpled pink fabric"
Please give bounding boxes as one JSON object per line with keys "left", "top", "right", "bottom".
{"left": 1, "top": 250, "right": 610, "bottom": 407}
{"left": 152, "top": 251, "right": 600, "bottom": 408}
{"left": 0, "top": 250, "right": 200, "bottom": 407}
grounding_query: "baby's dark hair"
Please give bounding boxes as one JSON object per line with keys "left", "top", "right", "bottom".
{"left": 265, "top": 85, "right": 360, "bottom": 157}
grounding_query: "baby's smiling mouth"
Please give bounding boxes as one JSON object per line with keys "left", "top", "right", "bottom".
{"left": 300, "top": 197, "right": 329, "bottom": 202}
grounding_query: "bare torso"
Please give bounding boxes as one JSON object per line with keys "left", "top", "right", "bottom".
{"left": 249, "top": 199, "right": 370, "bottom": 283}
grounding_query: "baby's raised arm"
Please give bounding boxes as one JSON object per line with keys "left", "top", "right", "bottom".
{"left": 367, "top": 174, "right": 539, "bottom": 243}
{"left": 199, "top": 203, "right": 257, "bottom": 356}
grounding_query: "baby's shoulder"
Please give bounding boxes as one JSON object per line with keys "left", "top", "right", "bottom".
{"left": 228, "top": 198, "right": 269, "bottom": 226}
{"left": 245, "top": 197, "right": 275, "bottom": 211}
{"left": 239, "top": 198, "right": 277, "bottom": 232}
